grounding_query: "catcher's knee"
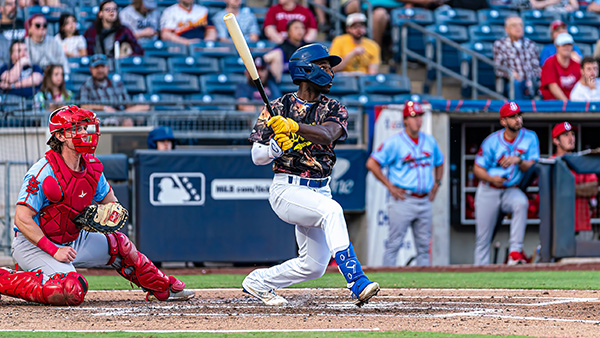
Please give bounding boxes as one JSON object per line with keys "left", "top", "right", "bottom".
{"left": 44, "top": 272, "right": 88, "bottom": 306}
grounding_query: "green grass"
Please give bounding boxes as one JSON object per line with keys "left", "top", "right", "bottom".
{"left": 85, "top": 270, "right": 600, "bottom": 291}
{"left": 0, "top": 332, "right": 547, "bottom": 338}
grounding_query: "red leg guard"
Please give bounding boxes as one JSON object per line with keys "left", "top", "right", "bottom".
{"left": 0, "top": 268, "right": 87, "bottom": 306}
{"left": 106, "top": 232, "right": 171, "bottom": 300}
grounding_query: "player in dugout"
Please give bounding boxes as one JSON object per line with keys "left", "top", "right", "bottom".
{"left": 243, "top": 43, "right": 380, "bottom": 307}
{"left": 0, "top": 105, "right": 194, "bottom": 305}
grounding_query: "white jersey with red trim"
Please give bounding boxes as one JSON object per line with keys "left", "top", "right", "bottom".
{"left": 160, "top": 4, "right": 213, "bottom": 39}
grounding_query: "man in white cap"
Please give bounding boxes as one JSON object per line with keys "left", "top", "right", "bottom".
{"left": 120, "top": 0, "right": 161, "bottom": 42}
{"left": 329, "top": 13, "right": 380, "bottom": 75}
{"left": 540, "top": 33, "right": 581, "bottom": 100}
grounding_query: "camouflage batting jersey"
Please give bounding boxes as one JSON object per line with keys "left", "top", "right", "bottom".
{"left": 249, "top": 93, "right": 348, "bottom": 178}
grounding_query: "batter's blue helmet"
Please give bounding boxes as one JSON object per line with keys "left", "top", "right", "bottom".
{"left": 288, "top": 43, "right": 342, "bottom": 86}
{"left": 147, "top": 126, "right": 176, "bottom": 149}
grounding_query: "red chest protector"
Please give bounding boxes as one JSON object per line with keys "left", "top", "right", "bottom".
{"left": 38, "top": 150, "right": 103, "bottom": 244}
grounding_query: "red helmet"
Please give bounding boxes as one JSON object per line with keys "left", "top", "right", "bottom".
{"left": 48, "top": 105, "right": 101, "bottom": 154}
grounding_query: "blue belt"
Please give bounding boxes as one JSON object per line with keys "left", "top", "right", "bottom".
{"left": 288, "top": 176, "right": 329, "bottom": 188}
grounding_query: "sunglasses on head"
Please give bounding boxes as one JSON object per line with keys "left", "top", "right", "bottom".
{"left": 34, "top": 23, "right": 48, "bottom": 29}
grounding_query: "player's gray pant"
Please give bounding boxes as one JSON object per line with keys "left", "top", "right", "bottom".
{"left": 474, "top": 184, "right": 529, "bottom": 265}
{"left": 12, "top": 231, "right": 111, "bottom": 282}
{"left": 243, "top": 174, "right": 350, "bottom": 292}
{"left": 383, "top": 195, "right": 432, "bottom": 267}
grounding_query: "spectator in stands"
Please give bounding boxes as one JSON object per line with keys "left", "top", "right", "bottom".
{"left": 528, "top": 0, "right": 578, "bottom": 12}
{"left": 160, "top": 0, "right": 216, "bottom": 45}
{"left": 84, "top": 0, "right": 144, "bottom": 58}
{"left": 147, "top": 126, "right": 176, "bottom": 151}
{"left": 25, "top": 14, "right": 70, "bottom": 73}
{"left": 34, "top": 64, "right": 73, "bottom": 110}
{"left": 235, "top": 56, "right": 281, "bottom": 112}
{"left": 570, "top": 57, "right": 600, "bottom": 101}
{"left": 0, "top": 34, "right": 9, "bottom": 67}
{"left": 0, "top": 0, "right": 25, "bottom": 41}
{"left": 493, "top": 16, "right": 540, "bottom": 100}
{"left": 540, "top": 33, "right": 581, "bottom": 100}
{"left": 540, "top": 20, "right": 582, "bottom": 66}
{"left": 589, "top": 0, "right": 600, "bottom": 13}
{"left": 214, "top": 0, "right": 259, "bottom": 43}
{"left": 0, "top": 40, "right": 42, "bottom": 98}
{"left": 55, "top": 13, "right": 87, "bottom": 58}
{"left": 79, "top": 54, "right": 149, "bottom": 116}
{"left": 120, "top": 0, "right": 161, "bottom": 42}
{"left": 330, "top": 13, "right": 380, "bottom": 75}
{"left": 551, "top": 121, "right": 598, "bottom": 240}
{"left": 263, "top": 19, "right": 308, "bottom": 83}
{"left": 263, "top": 0, "right": 317, "bottom": 44}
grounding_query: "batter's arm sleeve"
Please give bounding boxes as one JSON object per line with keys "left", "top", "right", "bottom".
{"left": 251, "top": 142, "right": 274, "bottom": 165}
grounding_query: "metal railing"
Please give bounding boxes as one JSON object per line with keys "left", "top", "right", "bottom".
{"left": 398, "top": 21, "right": 515, "bottom": 100}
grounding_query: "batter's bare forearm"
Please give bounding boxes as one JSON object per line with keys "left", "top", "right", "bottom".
{"left": 297, "top": 122, "right": 343, "bottom": 145}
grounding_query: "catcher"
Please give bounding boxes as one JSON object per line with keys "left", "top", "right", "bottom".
{"left": 0, "top": 105, "right": 194, "bottom": 306}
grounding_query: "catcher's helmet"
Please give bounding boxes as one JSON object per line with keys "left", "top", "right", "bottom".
{"left": 288, "top": 43, "right": 342, "bottom": 86}
{"left": 48, "top": 105, "right": 100, "bottom": 154}
{"left": 147, "top": 126, "right": 176, "bottom": 149}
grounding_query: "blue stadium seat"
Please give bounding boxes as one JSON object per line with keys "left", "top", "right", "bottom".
{"left": 358, "top": 74, "right": 411, "bottom": 95}
{"left": 393, "top": 93, "right": 445, "bottom": 103}
{"left": 199, "top": 73, "right": 245, "bottom": 95}
{"left": 521, "top": 9, "right": 561, "bottom": 26}
{"left": 0, "top": 94, "right": 26, "bottom": 114}
{"left": 524, "top": 24, "right": 551, "bottom": 44}
{"left": 117, "top": 56, "right": 167, "bottom": 75}
{"left": 189, "top": 41, "right": 238, "bottom": 58}
{"left": 220, "top": 56, "right": 247, "bottom": 74}
{"left": 278, "top": 75, "right": 296, "bottom": 94}
{"left": 250, "top": 7, "right": 269, "bottom": 27}
{"left": 168, "top": 56, "right": 220, "bottom": 75}
{"left": 567, "top": 10, "right": 600, "bottom": 27}
{"left": 568, "top": 25, "right": 599, "bottom": 44}
{"left": 94, "top": 154, "right": 130, "bottom": 217}
{"left": 141, "top": 40, "right": 188, "bottom": 59}
{"left": 186, "top": 93, "right": 237, "bottom": 110}
{"left": 65, "top": 72, "right": 90, "bottom": 92}
{"left": 67, "top": 56, "right": 94, "bottom": 75}
{"left": 459, "top": 41, "right": 496, "bottom": 95}
{"left": 27, "top": 6, "right": 69, "bottom": 23}
{"left": 327, "top": 75, "right": 360, "bottom": 96}
{"left": 157, "top": 0, "right": 178, "bottom": 6}
{"left": 468, "top": 24, "right": 506, "bottom": 42}
{"left": 147, "top": 73, "right": 200, "bottom": 95}
{"left": 77, "top": 6, "right": 99, "bottom": 24}
{"left": 578, "top": 43, "right": 593, "bottom": 57}
{"left": 341, "top": 94, "right": 393, "bottom": 106}
{"left": 112, "top": 73, "right": 147, "bottom": 95}
{"left": 434, "top": 7, "right": 477, "bottom": 26}
{"left": 425, "top": 24, "right": 469, "bottom": 72}
{"left": 477, "top": 8, "right": 518, "bottom": 25}
{"left": 134, "top": 93, "right": 185, "bottom": 110}
{"left": 248, "top": 40, "right": 278, "bottom": 57}
{"left": 391, "top": 7, "right": 435, "bottom": 60}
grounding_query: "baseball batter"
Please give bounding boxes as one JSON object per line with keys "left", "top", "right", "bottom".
{"left": 366, "top": 101, "right": 444, "bottom": 266}
{"left": 0, "top": 105, "right": 194, "bottom": 305}
{"left": 473, "top": 102, "right": 540, "bottom": 265}
{"left": 243, "top": 43, "right": 379, "bottom": 306}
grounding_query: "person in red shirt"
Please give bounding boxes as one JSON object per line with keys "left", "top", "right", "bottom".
{"left": 552, "top": 122, "right": 598, "bottom": 238}
{"left": 263, "top": 0, "right": 317, "bottom": 44}
{"left": 540, "top": 33, "right": 581, "bottom": 100}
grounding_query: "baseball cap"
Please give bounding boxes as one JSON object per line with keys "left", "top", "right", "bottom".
{"left": 550, "top": 20, "right": 566, "bottom": 32}
{"left": 499, "top": 101, "right": 521, "bottom": 118}
{"left": 346, "top": 13, "right": 367, "bottom": 27}
{"left": 555, "top": 33, "right": 574, "bottom": 46}
{"left": 552, "top": 121, "right": 573, "bottom": 138}
{"left": 403, "top": 101, "right": 424, "bottom": 118}
{"left": 90, "top": 54, "right": 108, "bottom": 67}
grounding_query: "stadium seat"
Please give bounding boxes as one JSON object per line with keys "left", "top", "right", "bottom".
{"left": 77, "top": 6, "right": 99, "bottom": 24}
{"left": 248, "top": 40, "right": 277, "bottom": 57}
{"left": 393, "top": 93, "right": 444, "bottom": 103}
{"left": 341, "top": 94, "right": 393, "bottom": 106}
{"left": 65, "top": 72, "right": 90, "bottom": 92}
{"left": 220, "top": 56, "right": 247, "bottom": 74}
{"left": 116, "top": 56, "right": 167, "bottom": 75}
{"left": 157, "top": 0, "right": 178, "bottom": 6}
{"left": 95, "top": 154, "right": 130, "bottom": 219}
{"left": 199, "top": 73, "right": 245, "bottom": 95}
{"left": 26, "top": 6, "right": 69, "bottom": 23}
{"left": 186, "top": 93, "right": 237, "bottom": 110}
{"left": 358, "top": 74, "right": 411, "bottom": 95}
{"left": 578, "top": 43, "right": 593, "bottom": 57}
{"left": 168, "top": 56, "right": 220, "bottom": 76}
{"left": 249, "top": 7, "right": 269, "bottom": 27}
{"left": 567, "top": 10, "right": 600, "bottom": 27}
{"left": 327, "top": 75, "right": 360, "bottom": 96}
{"left": 433, "top": 7, "right": 477, "bottom": 26}
{"left": 0, "top": 94, "right": 26, "bottom": 114}
{"left": 390, "top": 7, "right": 435, "bottom": 60}
{"left": 278, "top": 75, "right": 296, "bottom": 94}
{"left": 425, "top": 24, "right": 469, "bottom": 73}
{"left": 141, "top": 40, "right": 188, "bottom": 59}
{"left": 524, "top": 24, "right": 551, "bottom": 44}
{"left": 68, "top": 56, "right": 94, "bottom": 75}
{"left": 459, "top": 41, "right": 496, "bottom": 95}
{"left": 568, "top": 25, "right": 599, "bottom": 44}
{"left": 189, "top": 41, "right": 238, "bottom": 58}
{"left": 468, "top": 24, "right": 506, "bottom": 42}
{"left": 111, "top": 73, "right": 147, "bottom": 95}
{"left": 147, "top": 73, "right": 200, "bottom": 95}
{"left": 477, "top": 8, "right": 518, "bottom": 25}
{"left": 134, "top": 93, "right": 185, "bottom": 111}
{"left": 521, "top": 9, "right": 561, "bottom": 26}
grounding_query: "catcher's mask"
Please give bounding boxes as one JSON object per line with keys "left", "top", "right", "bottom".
{"left": 48, "top": 105, "right": 101, "bottom": 154}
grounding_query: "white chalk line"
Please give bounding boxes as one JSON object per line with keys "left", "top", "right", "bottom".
{"left": 0, "top": 328, "right": 381, "bottom": 333}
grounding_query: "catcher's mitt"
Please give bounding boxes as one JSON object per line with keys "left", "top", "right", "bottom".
{"left": 73, "top": 202, "right": 128, "bottom": 234}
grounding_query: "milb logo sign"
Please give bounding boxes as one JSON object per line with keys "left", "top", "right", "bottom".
{"left": 149, "top": 173, "right": 205, "bottom": 206}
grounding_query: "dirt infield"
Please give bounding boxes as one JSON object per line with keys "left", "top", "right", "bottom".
{"left": 1, "top": 287, "right": 599, "bottom": 337}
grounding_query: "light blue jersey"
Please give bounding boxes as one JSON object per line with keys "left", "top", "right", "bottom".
{"left": 371, "top": 130, "right": 444, "bottom": 194}
{"left": 16, "top": 157, "right": 110, "bottom": 229}
{"left": 475, "top": 128, "right": 540, "bottom": 187}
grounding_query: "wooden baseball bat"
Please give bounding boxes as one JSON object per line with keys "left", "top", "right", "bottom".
{"left": 223, "top": 13, "right": 274, "bottom": 116}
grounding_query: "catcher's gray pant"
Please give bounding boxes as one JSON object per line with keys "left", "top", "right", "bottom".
{"left": 383, "top": 195, "right": 432, "bottom": 267}
{"left": 12, "top": 231, "right": 111, "bottom": 283}
{"left": 243, "top": 174, "right": 350, "bottom": 292}
{"left": 474, "top": 183, "right": 529, "bottom": 265}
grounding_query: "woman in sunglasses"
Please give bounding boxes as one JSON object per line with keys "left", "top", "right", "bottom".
{"left": 24, "top": 14, "right": 70, "bottom": 74}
